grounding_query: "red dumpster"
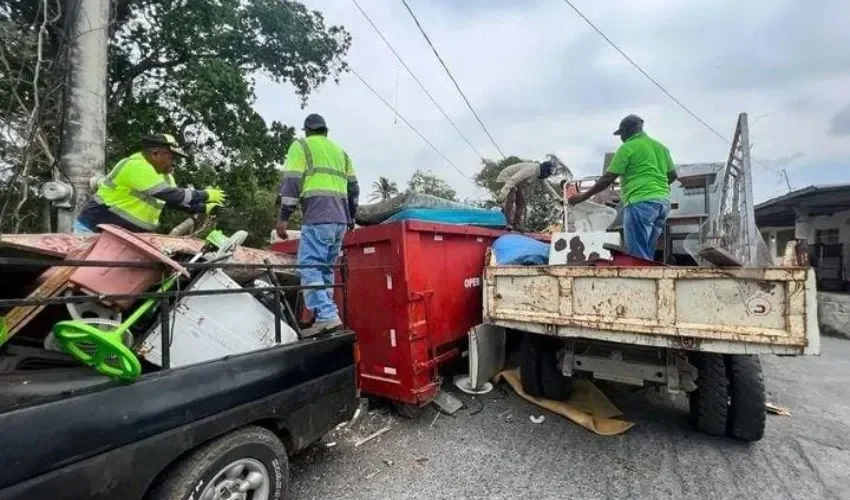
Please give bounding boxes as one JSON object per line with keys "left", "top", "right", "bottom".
{"left": 272, "top": 221, "right": 509, "bottom": 406}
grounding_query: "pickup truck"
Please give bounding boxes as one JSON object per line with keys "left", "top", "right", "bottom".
{"left": 0, "top": 331, "right": 356, "bottom": 500}
{"left": 480, "top": 248, "right": 819, "bottom": 442}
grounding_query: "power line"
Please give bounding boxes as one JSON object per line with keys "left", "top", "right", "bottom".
{"left": 560, "top": 0, "right": 781, "bottom": 176}
{"left": 399, "top": 0, "right": 507, "bottom": 158}
{"left": 350, "top": 0, "right": 486, "bottom": 160}
{"left": 560, "top": 0, "right": 729, "bottom": 144}
{"left": 286, "top": 14, "right": 472, "bottom": 182}
{"left": 348, "top": 65, "right": 473, "bottom": 181}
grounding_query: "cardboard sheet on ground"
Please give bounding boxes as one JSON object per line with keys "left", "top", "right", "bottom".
{"left": 496, "top": 369, "right": 633, "bottom": 436}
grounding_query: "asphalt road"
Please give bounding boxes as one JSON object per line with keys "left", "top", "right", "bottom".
{"left": 290, "top": 338, "right": 850, "bottom": 500}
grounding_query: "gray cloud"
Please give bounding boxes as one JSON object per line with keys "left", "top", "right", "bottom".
{"left": 254, "top": 0, "right": 850, "bottom": 204}
{"left": 829, "top": 103, "right": 850, "bottom": 136}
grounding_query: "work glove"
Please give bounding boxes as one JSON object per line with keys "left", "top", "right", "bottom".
{"left": 204, "top": 202, "right": 222, "bottom": 215}
{"left": 204, "top": 187, "right": 227, "bottom": 204}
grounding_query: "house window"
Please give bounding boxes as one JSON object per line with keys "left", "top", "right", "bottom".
{"left": 683, "top": 186, "right": 707, "bottom": 196}
{"left": 816, "top": 228, "right": 840, "bottom": 245}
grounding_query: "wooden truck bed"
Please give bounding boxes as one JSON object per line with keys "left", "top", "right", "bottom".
{"left": 483, "top": 264, "right": 820, "bottom": 355}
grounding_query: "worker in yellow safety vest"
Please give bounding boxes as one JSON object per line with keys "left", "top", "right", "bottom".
{"left": 275, "top": 114, "right": 359, "bottom": 337}
{"left": 75, "top": 134, "right": 226, "bottom": 233}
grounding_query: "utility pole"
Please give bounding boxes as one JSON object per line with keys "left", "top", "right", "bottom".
{"left": 48, "top": 0, "right": 110, "bottom": 232}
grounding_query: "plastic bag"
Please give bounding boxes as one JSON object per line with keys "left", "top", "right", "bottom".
{"left": 566, "top": 201, "right": 617, "bottom": 232}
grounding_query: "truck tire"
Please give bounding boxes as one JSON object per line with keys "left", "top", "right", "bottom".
{"left": 148, "top": 426, "right": 288, "bottom": 500}
{"left": 689, "top": 353, "right": 729, "bottom": 437}
{"left": 726, "top": 355, "right": 766, "bottom": 442}
{"left": 519, "top": 334, "right": 544, "bottom": 397}
{"left": 540, "top": 343, "right": 573, "bottom": 401}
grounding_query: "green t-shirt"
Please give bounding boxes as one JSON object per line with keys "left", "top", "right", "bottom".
{"left": 606, "top": 132, "right": 675, "bottom": 206}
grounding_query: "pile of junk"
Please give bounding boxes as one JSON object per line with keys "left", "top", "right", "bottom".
{"left": 0, "top": 225, "right": 302, "bottom": 381}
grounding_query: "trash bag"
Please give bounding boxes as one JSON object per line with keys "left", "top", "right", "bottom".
{"left": 492, "top": 234, "right": 549, "bottom": 265}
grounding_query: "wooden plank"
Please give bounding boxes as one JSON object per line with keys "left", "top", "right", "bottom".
{"left": 1, "top": 250, "right": 87, "bottom": 344}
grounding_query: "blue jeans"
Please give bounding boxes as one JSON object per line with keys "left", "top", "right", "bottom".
{"left": 298, "top": 223, "right": 347, "bottom": 322}
{"left": 73, "top": 219, "right": 95, "bottom": 234}
{"left": 623, "top": 200, "right": 669, "bottom": 260}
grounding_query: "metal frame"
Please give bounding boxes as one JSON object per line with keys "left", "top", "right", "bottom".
{"left": 0, "top": 257, "right": 349, "bottom": 370}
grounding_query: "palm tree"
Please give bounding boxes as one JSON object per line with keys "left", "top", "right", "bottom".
{"left": 370, "top": 176, "right": 399, "bottom": 201}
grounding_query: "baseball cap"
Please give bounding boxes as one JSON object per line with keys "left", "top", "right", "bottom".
{"left": 141, "top": 133, "right": 188, "bottom": 157}
{"left": 613, "top": 114, "right": 644, "bottom": 136}
{"left": 303, "top": 113, "right": 327, "bottom": 131}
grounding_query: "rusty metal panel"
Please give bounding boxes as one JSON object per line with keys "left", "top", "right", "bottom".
{"left": 493, "top": 275, "right": 559, "bottom": 315}
{"left": 675, "top": 278, "right": 787, "bottom": 332}
{"left": 483, "top": 263, "right": 819, "bottom": 354}
{"left": 573, "top": 277, "right": 658, "bottom": 320}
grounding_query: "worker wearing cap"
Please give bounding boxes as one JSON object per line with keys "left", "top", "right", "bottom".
{"left": 568, "top": 115, "right": 678, "bottom": 260}
{"left": 497, "top": 159, "right": 562, "bottom": 230}
{"left": 276, "top": 114, "right": 359, "bottom": 337}
{"left": 74, "top": 134, "right": 226, "bottom": 233}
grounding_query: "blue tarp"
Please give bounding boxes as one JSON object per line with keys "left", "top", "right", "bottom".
{"left": 384, "top": 208, "right": 507, "bottom": 228}
{"left": 492, "top": 234, "right": 549, "bottom": 265}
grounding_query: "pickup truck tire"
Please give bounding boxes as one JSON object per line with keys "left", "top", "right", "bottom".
{"left": 148, "top": 426, "right": 288, "bottom": 500}
{"left": 689, "top": 353, "right": 729, "bottom": 437}
{"left": 726, "top": 355, "right": 766, "bottom": 442}
{"left": 519, "top": 334, "right": 545, "bottom": 397}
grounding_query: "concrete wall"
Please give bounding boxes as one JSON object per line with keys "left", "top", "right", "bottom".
{"left": 818, "top": 292, "right": 850, "bottom": 339}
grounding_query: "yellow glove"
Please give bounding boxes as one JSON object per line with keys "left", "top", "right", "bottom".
{"left": 204, "top": 202, "right": 222, "bottom": 215}
{"left": 204, "top": 187, "right": 227, "bottom": 204}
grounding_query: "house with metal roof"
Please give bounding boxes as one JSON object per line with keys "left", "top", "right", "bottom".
{"left": 755, "top": 184, "right": 850, "bottom": 291}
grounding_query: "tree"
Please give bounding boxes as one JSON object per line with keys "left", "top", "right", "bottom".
{"left": 0, "top": 0, "right": 351, "bottom": 244}
{"left": 370, "top": 176, "right": 399, "bottom": 201}
{"left": 475, "top": 156, "right": 562, "bottom": 231}
{"left": 407, "top": 169, "right": 458, "bottom": 201}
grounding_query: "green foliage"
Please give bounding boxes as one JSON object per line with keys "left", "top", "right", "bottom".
{"left": 0, "top": 0, "right": 350, "bottom": 239}
{"left": 475, "top": 156, "right": 561, "bottom": 231}
{"left": 407, "top": 169, "right": 458, "bottom": 202}
{"left": 370, "top": 176, "right": 399, "bottom": 201}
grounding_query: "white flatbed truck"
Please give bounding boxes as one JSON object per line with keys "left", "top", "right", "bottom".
{"left": 473, "top": 113, "right": 820, "bottom": 441}
{"left": 481, "top": 257, "right": 819, "bottom": 441}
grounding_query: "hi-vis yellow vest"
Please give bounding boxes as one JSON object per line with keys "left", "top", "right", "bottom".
{"left": 93, "top": 152, "right": 176, "bottom": 230}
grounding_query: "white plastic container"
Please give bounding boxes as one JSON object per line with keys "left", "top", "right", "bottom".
{"left": 565, "top": 201, "right": 617, "bottom": 232}
{"left": 139, "top": 269, "right": 298, "bottom": 368}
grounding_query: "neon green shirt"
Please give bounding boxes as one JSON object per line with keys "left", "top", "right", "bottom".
{"left": 606, "top": 132, "right": 675, "bottom": 206}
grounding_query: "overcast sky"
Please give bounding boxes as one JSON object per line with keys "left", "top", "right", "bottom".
{"left": 254, "top": 0, "right": 850, "bottom": 203}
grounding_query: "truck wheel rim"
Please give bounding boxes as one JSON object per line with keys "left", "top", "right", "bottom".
{"left": 201, "top": 458, "right": 271, "bottom": 500}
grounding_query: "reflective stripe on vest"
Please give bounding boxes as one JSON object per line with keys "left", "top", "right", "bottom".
{"left": 94, "top": 153, "right": 175, "bottom": 230}
{"left": 297, "top": 139, "right": 349, "bottom": 199}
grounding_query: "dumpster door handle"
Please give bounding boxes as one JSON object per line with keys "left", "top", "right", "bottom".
{"left": 408, "top": 290, "right": 433, "bottom": 341}
{"left": 415, "top": 348, "right": 459, "bottom": 372}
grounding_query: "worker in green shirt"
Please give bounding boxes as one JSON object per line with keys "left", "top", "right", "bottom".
{"left": 568, "top": 115, "right": 678, "bottom": 260}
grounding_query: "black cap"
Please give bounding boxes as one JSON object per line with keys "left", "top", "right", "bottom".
{"left": 613, "top": 114, "right": 644, "bottom": 136}
{"left": 303, "top": 113, "right": 327, "bottom": 131}
{"left": 141, "top": 133, "right": 187, "bottom": 157}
